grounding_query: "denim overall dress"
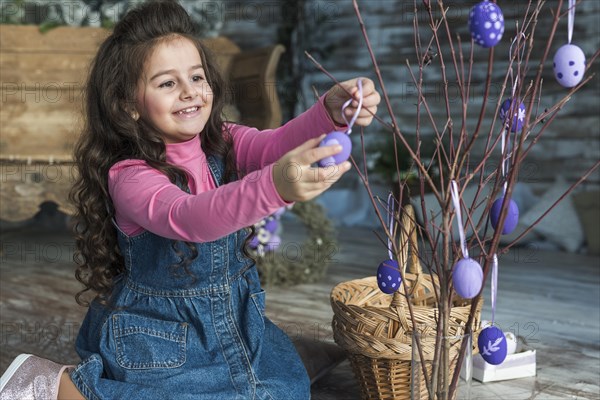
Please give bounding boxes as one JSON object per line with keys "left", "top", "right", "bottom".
{"left": 70, "top": 156, "right": 310, "bottom": 399}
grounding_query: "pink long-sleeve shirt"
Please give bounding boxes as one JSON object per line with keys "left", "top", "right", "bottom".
{"left": 108, "top": 96, "right": 343, "bottom": 242}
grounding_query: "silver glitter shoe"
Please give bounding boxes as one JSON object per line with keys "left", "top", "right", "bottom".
{"left": 0, "top": 354, "right": 72, "bottom": 400}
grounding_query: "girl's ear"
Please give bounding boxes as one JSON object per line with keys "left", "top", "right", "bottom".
{"left": 121, "top": 102, "right": 140, "bottom": 121}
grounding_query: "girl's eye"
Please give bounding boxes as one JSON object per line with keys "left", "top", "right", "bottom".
{"left": 192, "top": 75, "right": 205, "bottom": 82}
{"left": 159, "top": 81, "right": 175, "bottom": 88}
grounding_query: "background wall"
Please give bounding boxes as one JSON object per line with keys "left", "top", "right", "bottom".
{"left": 218, "top": 0, "right": 600, "bottom": 194}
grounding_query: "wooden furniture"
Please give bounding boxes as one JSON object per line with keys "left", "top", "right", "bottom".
{"left": 0, "top": 25, "right": 285, "bottom": 221}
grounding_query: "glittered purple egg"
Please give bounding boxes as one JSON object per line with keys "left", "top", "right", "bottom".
{"left": 377, "top": 259, "right": 402, "bottom": 294}
{"left": 478, "top": 326, "right": 508, "bottom": 365}
{"left": 499, "top": 98, "right": 526, "bottom": 133}
{"left": 553, "top": 44, "right": 586, "bottom": 88}
{"left": 469, "top": 1, "right": 505, "bottom": 48}
{"left": 490, "top": 196, "right": 519, "bottom": 235}
{"left": 317, "top": 131, "right": 352, "bottom": 167}
{"left": 452, "top": 258, "right": 483, "bottom": 299}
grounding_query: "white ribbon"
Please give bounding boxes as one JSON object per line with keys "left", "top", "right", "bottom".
{"left": 342, "top": 79, "right": 364, "bottom": 134}
{"left": 568, "top": 0, "right": 576, "bottom": 44}
{"left": 387, "top": 192, "right": 395, "bottom": 260}
{"left": 451, "top": 180, "right": 469, "bottom": 259}
{"left": 491, "top": 253, "right": 498, "bottom": 324}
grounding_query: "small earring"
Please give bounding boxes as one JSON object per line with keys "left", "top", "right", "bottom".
{"left": 130, "top": 111, "right": 139, "bottom": 121}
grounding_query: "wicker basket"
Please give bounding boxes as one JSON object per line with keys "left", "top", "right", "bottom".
{"left": 330, "top": 205, "right": 481, "bottom": 400}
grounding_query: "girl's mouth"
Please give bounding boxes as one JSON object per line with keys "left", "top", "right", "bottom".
{"left": 174, "top": 106, "right": 200, "bottom": 116}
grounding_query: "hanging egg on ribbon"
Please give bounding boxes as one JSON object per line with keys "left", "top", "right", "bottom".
{"left": 452, "top": 258, "right": 484, "bottom": 299}
{"left": 468, "top": 1, "right": 505, "bottom": 48}
{"left": 377, "top": 259, "right": 402, "bottom": 294}
{"left": 490, "top": 196, "right": 519, "bottom": 235}
{"left": 499, "top": 98, "right": 526, "bottom": 133}
{"left": 553, "top": 44, "right": 586, "bottom": 88}
{"left": 478, "top": 325, "right": 508, "bottom": 365}
{"left": 317, "top": 131, "right": 353, "bottom": 167}
{"left": 318, "top": 80, "right": 363, "bottom": 167}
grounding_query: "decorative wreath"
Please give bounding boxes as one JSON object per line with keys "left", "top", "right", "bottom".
{"left": 249, "top": 200, "right": 338, "bottom": 287}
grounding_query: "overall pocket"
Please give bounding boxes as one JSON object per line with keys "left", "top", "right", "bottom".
{"left": 111, "top": 313, "right": 187, "bottom": 370}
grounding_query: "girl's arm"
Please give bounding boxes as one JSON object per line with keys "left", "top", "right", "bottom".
{"left": 109, "top": 159, "right": 290, "bottom": 242}
{"left": 231, "top": 95, "right": 345, "bottom": 174}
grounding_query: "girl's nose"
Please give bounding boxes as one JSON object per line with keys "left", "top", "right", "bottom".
{"left": 180, "top": 82, "right": 198, "bottom": 101}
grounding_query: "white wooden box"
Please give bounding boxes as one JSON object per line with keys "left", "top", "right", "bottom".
{"left": 463, "top": 349, "right": 536, "bottom": 382}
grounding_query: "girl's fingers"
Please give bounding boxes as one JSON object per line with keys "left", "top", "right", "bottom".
{"left": 296, "top": 142, "right": 344, "bottom": 166}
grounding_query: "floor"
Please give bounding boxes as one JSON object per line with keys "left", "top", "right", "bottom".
{"left": 1, "top": 212, "right": 599, "bottom": 399}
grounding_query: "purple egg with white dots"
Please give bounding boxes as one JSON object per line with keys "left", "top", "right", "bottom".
{"left": 490, "top": 196, "right": 519, "bottom": 235}
{"left": 553, "top": 44, "right": 586, "bottom": 88}
{"left": 469, "top": 1, "right": 505, "bottom": 48}
{"left": 478, "top": 325, "right": 508, "bottom": 365}
{"left": 376, "top": 259, "right": 402, "bottom": 294}
{"left": 318, "top": 131, "right": 352, "bottom": 167}
{"left": 500, "top": 98, "right": 526, "bottom": 133}
{"left": 452, "top": 258, "right": 483, "bottom": 299}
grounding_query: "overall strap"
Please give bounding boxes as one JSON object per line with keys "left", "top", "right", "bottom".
{"left": 206, "top": 154, "right": 227, "bottom": 188}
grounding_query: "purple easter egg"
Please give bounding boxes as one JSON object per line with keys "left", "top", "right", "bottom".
{"left": 553, "top": 44, "right": 586, "bottom": 88}
{"left": 377, "top": 259, "right": 402, "bottom": 294}
{"left": 490, "top": 196, "right": 520, "bottom": 235}
{"left": 499, "top": 98, "right": 526, "bottom": 133}
{"left": 452, "top": 258, "right": 483, "bottom": 299}
{"left": 478, "top": 326, "right": 508, "bottom": 365}
{"left": 264, "top": 234, "right": 281, "bottom": 252}
{"left": 264, "top": 218, "right": 278, "bottom": 234}
{"left": 317, "top": 131, "right": 352, "bottom": 167}
{"left": 469, "top": 1, "right": 505, "bottom": 48}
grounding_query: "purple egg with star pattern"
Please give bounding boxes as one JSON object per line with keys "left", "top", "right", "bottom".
{"left": 490, "top": 196, "right": 520, "bottom": 235}
{"left": 478, "top": 325, "right": 508, "bottom": 365}
{"left": 452, "top": 258, "right": 483, "bottom": 299}
{"left": 318, "top": 131, "right": 352, "bottom": 167}
{"left": 377, "top": 259, "right": 402, "bottom": 294}
{"left": 469, "top": 1, "right": 505, "bottom": 48}
{"left": 553, "top": 44, "right": 586, "bottom": 88}
{"left": 500, "top": 98, "right": 526, "bottom": 133}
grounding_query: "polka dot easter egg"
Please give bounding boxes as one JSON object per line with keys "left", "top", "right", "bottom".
{"left": 377, "top": 259, "right": 402, "bottom": 294}
{"left": 478, "top": 325, "right": 508, "bottom": 365}
{"left": 318, "top": 131, "right": 352, "bottom": 167}
{"left": 490, "top": 196, "right": 519, "bottom": 235}
{"left": 469, "top": 1, "right": 505, "bottom": 48}
{"left": 452, "top": 258, "right": 483, "bottom": 299}
{"left": 499, "top": 99, "right": 526, "bottom": 133}
{"left": 553, "top": 44, "right": 586, "bottom": 88}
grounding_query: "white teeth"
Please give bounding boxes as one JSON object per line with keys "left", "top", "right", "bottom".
{"left": 177, "top": 106, "right": 198, "bottom": 115}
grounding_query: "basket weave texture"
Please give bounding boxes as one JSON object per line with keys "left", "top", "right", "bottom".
{"left": 330, "top": 205, "right": 481, "bottom": 400}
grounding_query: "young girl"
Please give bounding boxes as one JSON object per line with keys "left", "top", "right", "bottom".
{"left": 0, "top": 1, "right": 379, "bottom": 399}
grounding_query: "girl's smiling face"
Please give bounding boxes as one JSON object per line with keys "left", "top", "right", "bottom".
{"left": 136, "top": 36, "right": 213, "bottom": 143}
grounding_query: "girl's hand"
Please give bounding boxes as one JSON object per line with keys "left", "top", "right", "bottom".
{"left": 324, "top": 77, "right": 381, "bottom": 127}
{"left": 273, "top": 134, "right": 352, "bottom": 202}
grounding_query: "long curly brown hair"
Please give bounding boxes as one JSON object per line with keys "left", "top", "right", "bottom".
{"left": 70, "top": 0, "right": 238, "bottom": 305}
